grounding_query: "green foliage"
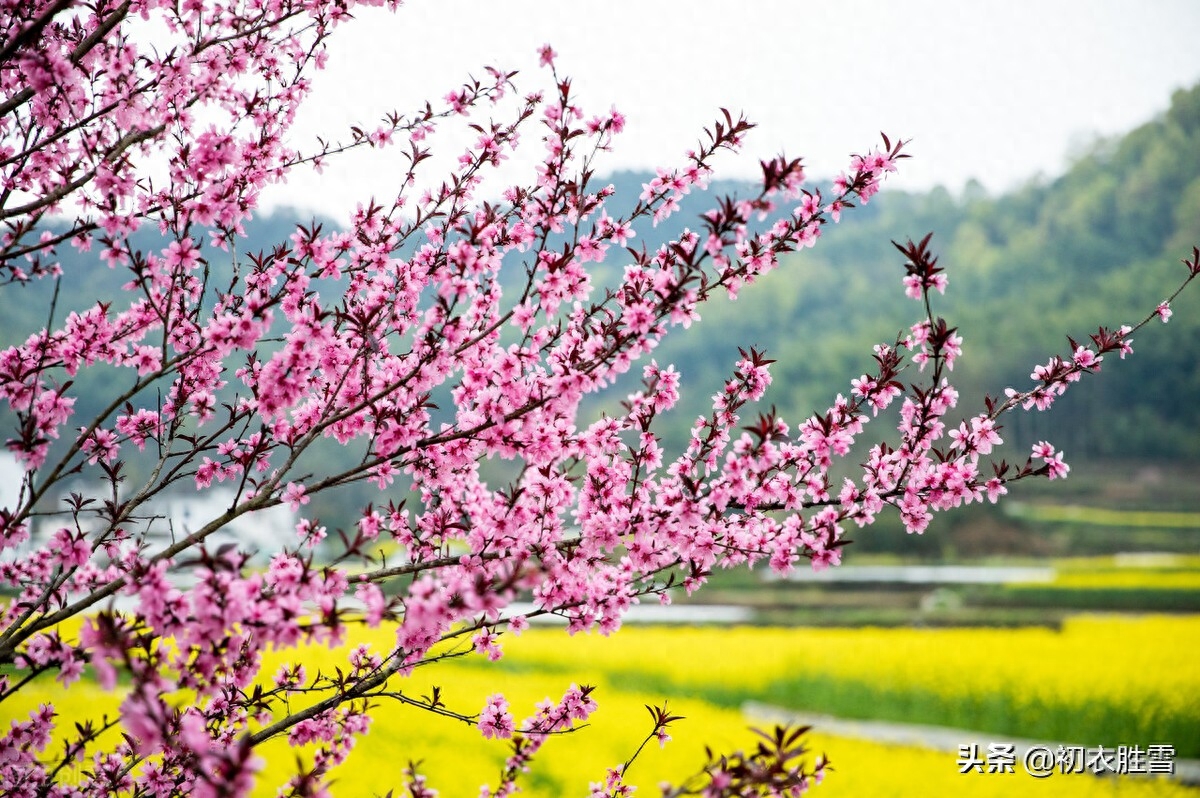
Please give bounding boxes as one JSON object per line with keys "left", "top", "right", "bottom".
{"left": 983, "top": 585, "right": 1200, "bottom": 612}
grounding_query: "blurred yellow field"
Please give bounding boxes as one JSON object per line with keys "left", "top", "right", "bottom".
{"left": 7, "top": 614, "right": 1199, "bottom": 796}
{"left": 254, "top": 614, "right": 1200, "bottom": 796}
{"left": 276, "top": 675, "right": 1196, "bottom": 798}
{"left": 486, "top": 614, "right": 1200, "bottom": 749}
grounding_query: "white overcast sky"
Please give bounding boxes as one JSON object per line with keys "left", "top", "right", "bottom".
{"left": 263, "top": 0, "right": 1200, "bottom": 218}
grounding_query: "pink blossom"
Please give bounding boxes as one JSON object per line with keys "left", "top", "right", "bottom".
{"left": 508, "top": 615, "right": 530, "bottom": 635}
{"left": 1072, "top": 346, "right": 1101, "bottom": 369}
{"left": 984, "top": 478, "right": 1008, "bottom": 503}
{"left": 478, "top": 694, "right": 514, "bottom": 739}
{"left": 283, "top": 481, "right": 309, "bottom": 511}
{"left": 472, "top": 629, "right": 504, "bottom": 661}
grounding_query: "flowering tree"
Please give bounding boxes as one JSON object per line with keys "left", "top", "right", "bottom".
{"left": 1, "top": 2, "right": 1197, "bottom": 796}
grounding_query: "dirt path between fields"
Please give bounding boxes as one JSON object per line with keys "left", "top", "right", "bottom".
{"left": 743, "top": 702, "right": 1200, "bottom": 786}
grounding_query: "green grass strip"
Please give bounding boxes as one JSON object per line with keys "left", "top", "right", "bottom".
{"left": 1006, "top": 503, "right": 1200, "bottom": 528}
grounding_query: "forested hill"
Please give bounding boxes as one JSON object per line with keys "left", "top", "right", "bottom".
{"left": 638, "top": 83, "right": 1200, "bottom": 461}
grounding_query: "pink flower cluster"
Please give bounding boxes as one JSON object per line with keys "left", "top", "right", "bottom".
{"left": 483, "top": 684, "right": 599, "bottom": 797}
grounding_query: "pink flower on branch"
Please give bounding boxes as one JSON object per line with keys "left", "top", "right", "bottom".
{"left": 478, "top": 694, "right": 515, "bottom": 740}
{"left": 282, "top": 481, "right": 310, "bottom": 512}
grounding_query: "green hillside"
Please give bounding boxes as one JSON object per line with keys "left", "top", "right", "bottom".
{"left": 644, "top": 83, "right": 1200, "bottom": 464}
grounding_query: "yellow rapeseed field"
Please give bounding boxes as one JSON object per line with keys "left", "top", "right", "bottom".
{"left": 6, "top": 615, "right": 1198, "bottom": 796}
{"left": 492, "top": 615, "right": 1200, "bottom": 750}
